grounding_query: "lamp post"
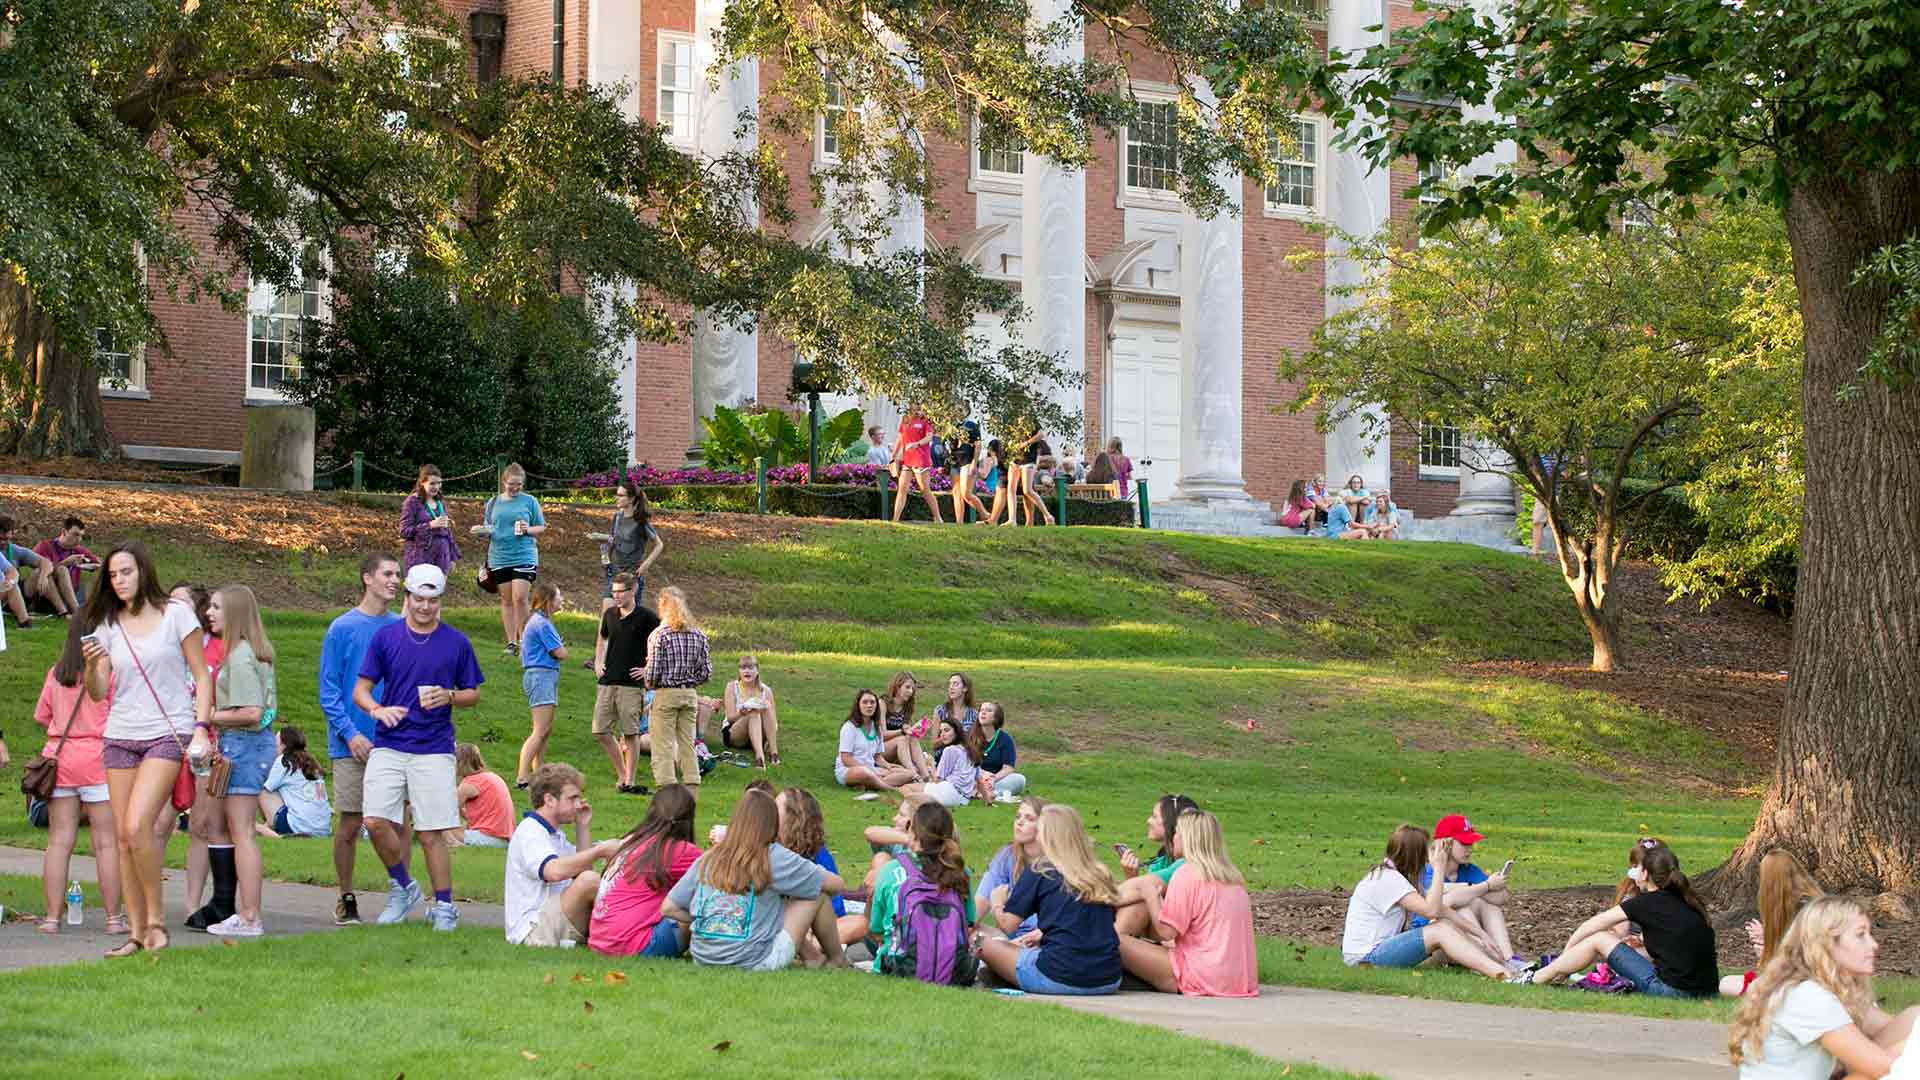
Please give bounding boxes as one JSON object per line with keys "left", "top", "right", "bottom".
{"left": 791, "top": 360, "right": 826, "bottom": 481}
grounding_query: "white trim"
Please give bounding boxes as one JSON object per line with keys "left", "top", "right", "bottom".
{"left": 245, "top": 256, "right": 331, "bottom": 402}
{"left": 96, "top": 245, "right": 148, "bottom": 392}
{"left": 1116, "top": 87, "right": 1183, "bottom": 209}
{"left": 1262, "top": 115, "right": 1327, "bottom": 219}
{"left": 656, "top": 31, "right": 696, "bottom": 147}
{"left": 813, "top": 68, "right": 846, "bottom": 168}
{"left": 1417, "top": 421, "right": 1462, "bottom": 478}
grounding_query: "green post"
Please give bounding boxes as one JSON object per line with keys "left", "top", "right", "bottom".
{"left": 351, "top": 451, "right": 363, "bottom": 492}
{"left": 1054, "top": 473, "right": 1068, "bottom": 526}
{"left": 807, "top": 393, "right": 821, "bottom": 482}
{"left": 1136, "top": 479, "right": 1151, "bottom": 529}
{"left": 755, "top": 456, "right": 768, "bottom": 515}
{"left": 494, "top": 455, "right": 508, "bottom": 486}
{"left": 877, "top": 466, "right": 890, "bottom": 520}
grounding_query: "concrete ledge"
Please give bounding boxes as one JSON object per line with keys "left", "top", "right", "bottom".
{"left": 121, "top": 444, "right": 241, "bottom": 466}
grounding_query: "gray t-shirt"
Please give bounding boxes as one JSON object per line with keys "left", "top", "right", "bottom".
{"left": 605, "top": 511, "right": 657, "bottom": 569}
{"left": 666, "top": 843, "right": 824, "bottom": 969}
{"left": 1739, "top": 980, "right": 1854, "bottom": 1080}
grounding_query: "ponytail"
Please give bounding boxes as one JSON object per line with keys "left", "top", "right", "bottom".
{"left": 1642, "top": 846, "right": 1709, "bottom": 919}
{"left": 910, "top": 802, "right": 969, "bottom": 895}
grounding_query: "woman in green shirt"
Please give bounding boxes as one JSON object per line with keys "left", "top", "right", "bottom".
{"left": 1114, "top": 794, "right": 1199, "bottom": 938}
{"left": 203, "top": 585, "right": 279, "bottom": 939}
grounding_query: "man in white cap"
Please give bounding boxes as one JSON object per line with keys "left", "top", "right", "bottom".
{"left": 352, "top": 563, "right": 485, "bottom": 930}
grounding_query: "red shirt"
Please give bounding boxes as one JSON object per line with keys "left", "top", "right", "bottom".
{"left": 33, "top": 538, "right": 98, "bottom": 590}
{"left": 897, "top": 416, "right": 933, "bottom": 469}
{"left": 589, "top": 837, "right": 702, "bottom": 956}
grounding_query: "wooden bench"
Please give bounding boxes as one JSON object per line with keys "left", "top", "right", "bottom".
{"left": 1067, "top": 483, "right": 1121, "bottom": 501}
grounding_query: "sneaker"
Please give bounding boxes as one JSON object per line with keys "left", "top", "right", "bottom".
{"left": 993, "top": 791, "right": 1019, "bottom": 805}
{"left": 207, "top": 914, "right": 265, "bottom": 938}
{"left": 428, "top": 900, "right": 460, "bottom": 932}
{"left": 1506, "top": 955, "right": 1532, "bottom": 974}
{"left": 184, "top": 902, "right": 232, "bottom": 932}
{"left": 852, "top": 792, "right": 882, "bottom": 801}
{"left": 376, "top": 879, "right": 424, "bottom": 925}
{"left": 334, "top": 893, "right": 361, "bottom": 926}
{"left": 1504, "top": 969, "right": 1536, "bottom": 985}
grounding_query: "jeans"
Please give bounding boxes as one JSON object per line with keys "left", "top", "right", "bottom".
{"left": 1606, "top": 942, "right": 1714, "bottom": 999}
{"left": 991, "top": 773, "right": 1027, "bottom": 797}
{"left": 1355, "top": 927, "right": 1431, "bottom": 968}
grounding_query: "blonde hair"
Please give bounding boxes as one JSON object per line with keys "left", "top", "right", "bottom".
{"left": 1174, "top": 810, "right": 1244, "bottom": 887}
{"left": 499, "top": 462, "right": 526, "bottom": 494}
{"left": 455, "top": 742, "right": 487, "bottom": 777}
{"left": 214, "top": 584, "right": 275, "bottom": 666}
{"left": 1756, "top": 849, "right": 1824, "bottom": 967}
{"left": 1729, "top": 896, "right": 1876, "bottom": 1065}
{"left": 1033, "top": 804, "right": 1121, "bottom": 906}
{"left": 656, "top": 586, "right": 697, "bottom": 632}
{"left": 1010, "top": 795, "right": 1049, "bottom": 882}
{"left": 529, "top": 581, "right": 559, "bottom": 615}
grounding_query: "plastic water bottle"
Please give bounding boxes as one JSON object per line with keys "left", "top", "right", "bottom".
{"left": 65, "top": 880, "right": 83, "bottom": 926}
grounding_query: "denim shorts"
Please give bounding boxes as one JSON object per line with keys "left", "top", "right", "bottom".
{"left": 1607, "top": 942, "right": 1715, "bottom": 999}
{"left": 1356, "top": 927, "right": 1432, "bottom": 969}
{"left": 218, "top": 729, "right": 277, "bottom": 796}
{"left": 523, "top": 667, "right": 559, "bottom": 708}
{"left": 272, "top": 805, "right": 294, "bottom": 835}
{"left": 1014, "top": 946, "right": 1120, "bottom": 996}
{"left": 640, "top": 918, "right": 685, "bottom": 958}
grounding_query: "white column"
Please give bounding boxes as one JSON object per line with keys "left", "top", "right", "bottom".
{"left": 1021, "top": 0, "right": 1087, "bottom": 437}
{"left": 1172, "top": 78, "right": 1250, "bottom": 503}
{"left": 689, "top": 0, "right": 761, "bottom": 453}
{"left": 1452, "top": 439, "right": 1518, "bottom": 518}
{"left": 1322, "top": 0, "right": 1393, "bottom": 493}
{"left": 588, "top": 0, "right": 643, "bottom": 461}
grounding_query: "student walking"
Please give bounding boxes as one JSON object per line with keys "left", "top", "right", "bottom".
{"left": 84, "top": 541, "right": 214, "bottom": 957}
{"left": 473, "top": 463, "right": 546, "bottom": 655}
{"left": 592, "top": 573, "right": 658, "bottom": 794}
{"left": 399, "top": 464, "right": 460, "bottom": 575}
{"left": 352, "top": 563, "right": 485, "bottom": 931}
{"left": 202, "top": 585, "right": 279, "bottom": 938}
{"left": 317, "top": 554, "right": 405, "bottom": 926}
{"left": 947, "top": 420, "right": 992, "bottom": 524}
{"left": 33, "top": 618, "right": 126, "bottom": 936}
{"left": 641, "top": 587, "right": 711, "bottom": 790}
{"left": 515, "top": 582, "right": 567, "bottom": 784}
{"left": 889, "top": 403, "right": 945, "bottom": 523}
{"left": 590, "top": 482, "right": 664, "bottom": 614}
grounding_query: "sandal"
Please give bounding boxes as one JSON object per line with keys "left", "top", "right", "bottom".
{"left": 36, "top": 916, "right": 59, "bottom": 934}
{"left": 106, "top": 913, "right": 131, "bottom": 935}
{"left": 145, "top": 927, "right": 170, "bottom": 952}
{"left": 105, "top": 938, "right": 143, "bottom": 959}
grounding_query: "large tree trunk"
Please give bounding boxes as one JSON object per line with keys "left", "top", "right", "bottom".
{"left": 0, "top": 277, "right": 121, "bottom": 458}
{"left": 1714, "top": 165, "right": 1920, "bottom": 899}
{"left": 1553, "top": 521, "right": 1626, "bottom": 672}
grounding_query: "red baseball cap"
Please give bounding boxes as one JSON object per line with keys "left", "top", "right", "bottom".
{"left": 1433, "top": 814, "right": 1485, "bottom": 845}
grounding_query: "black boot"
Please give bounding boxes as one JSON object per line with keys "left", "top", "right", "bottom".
{"left": 186, "top": 845, "right": 237, "bottom": 930}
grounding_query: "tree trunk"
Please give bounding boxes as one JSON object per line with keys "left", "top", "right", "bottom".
{"left": 0, "top": 277, "right": 121, "bottom": 459}
{"left": 1554, "top": 526, "right": 1625, "bottom": 673}
{"left": 1713, "top": 164, "right": 1920, "bottom": 900}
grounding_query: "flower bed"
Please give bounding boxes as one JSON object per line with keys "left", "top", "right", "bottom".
{"left": 567, "top": 467, "right": 1136, "bottom": 526}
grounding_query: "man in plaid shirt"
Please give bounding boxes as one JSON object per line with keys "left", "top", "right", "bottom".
{"left": 641, "top": 586, "right": 711, "bottom": 789}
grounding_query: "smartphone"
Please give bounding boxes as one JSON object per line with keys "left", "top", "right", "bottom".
{"left": 1499, "top": 859, "right": 1514, "bottom": 876}
{"left": 1111, "top": 843, "right": 1133, "bottom": 858}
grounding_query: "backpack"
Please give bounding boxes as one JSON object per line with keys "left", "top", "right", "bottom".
{"left": 879, "top": 856, "right": 978, "bottom": 986}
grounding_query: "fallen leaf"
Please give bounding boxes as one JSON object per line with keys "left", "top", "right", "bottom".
{"left": 603, "top": 970, "right": 627, "bottom": 986}
{"left": 543, "top": 974, "right": 555, "bottom": 985}
{"left": 521, "top": 1051, "right": 540, "bottom": 1062}
{"left": 583, "top": 1000, "right": 595, "bottom": 1015}
{"left": 712, "top": 1041, "right": 731, "bottom": 1053}
{"left": 222, "top": 940, "right": 237, "bottom": 948}
{"left": 569, "top": 972, "right": 589, "bottom": 984}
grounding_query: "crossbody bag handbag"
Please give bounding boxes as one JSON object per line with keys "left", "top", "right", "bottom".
{"left": 476, "top": 496, "right": 501, "bottom": 594}
{"left": 122, "top": 623, "right": 204, "bottom": 812}
{"left": 19, "top": 693, "right": 83, "bottom": 800}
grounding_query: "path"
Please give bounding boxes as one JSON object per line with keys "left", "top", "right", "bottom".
{"left": 0, "top": 846, "right": 502, "bottom": 971}
{"left": 1050, "top": 985, "right": 1731, "bottom": 1079}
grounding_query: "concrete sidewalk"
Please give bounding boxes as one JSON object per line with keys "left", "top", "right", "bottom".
{"left": 1049, "top": 984, "right": 1732, "bottom": 1079}
{"left": 0, "top": 846, "right": 502, "bottom": 971}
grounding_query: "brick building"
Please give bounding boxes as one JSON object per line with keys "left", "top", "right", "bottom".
{"left": 102, "top": 0, "right": 1517, "bottom": 533}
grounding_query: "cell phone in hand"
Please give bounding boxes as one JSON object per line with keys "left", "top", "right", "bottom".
{"left": 1111, "top": 843, "right": 1133, "bottom": 857}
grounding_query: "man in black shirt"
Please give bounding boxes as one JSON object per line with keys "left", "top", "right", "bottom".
{"left": 593, "top": 573, "right": 659, "bottom": 794}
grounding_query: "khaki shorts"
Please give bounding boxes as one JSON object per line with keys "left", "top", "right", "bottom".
{"left": 593, "top": 684, "right": 645, "bottom": 737}
{"left": 362, "top": 749, "right": 459, "bottom": 832}
{"left": 333, "top": 756, "right": 367, "bottom": 815}
{"left": 522, "top": 892, "right": 583, "bottom": 948}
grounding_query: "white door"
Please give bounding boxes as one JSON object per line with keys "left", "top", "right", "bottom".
{"left": 1109, "top": 321, "right": 1182, "bottom": 498}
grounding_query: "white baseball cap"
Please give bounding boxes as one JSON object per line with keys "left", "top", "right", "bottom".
{"left": 404, "top": 563, "right": 447, "bottom": 598}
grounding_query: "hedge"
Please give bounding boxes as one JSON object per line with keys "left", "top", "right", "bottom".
{"left": 637, "top": 483, "right": 1139, "bottom": 526}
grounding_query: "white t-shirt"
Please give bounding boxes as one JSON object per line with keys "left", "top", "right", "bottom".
{"left": 1738, "top": 981, "right": 1855, "bottom": 1080}
{"left": 866, "top": 444, "right": 891, "bottom": 465}
{"left": 505, "top": 812, "right": 574, "bottom": 944}
{"left": 836, "top": 722, "right": 880, "bottom": 770}
{"left": 1341, "top": 864, "right": 1417, "bottom": 964}
{"left": 102, "top": 600, "right": 202, "bottom": 742}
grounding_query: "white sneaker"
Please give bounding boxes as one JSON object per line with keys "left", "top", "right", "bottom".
{"left": 853, "top": 792, "right": 882, "bottom": 801}
{"left": 994, "top": 791, "right": 1019, "bottom": 804}
{"left": 376, "top": 880, "right": 424, "bottom": 925}
{"left": 428, "top": 900, "right": 460, "bottom": 932}
{"left": 207, "top": 914, "right": 264, "bottom": 938}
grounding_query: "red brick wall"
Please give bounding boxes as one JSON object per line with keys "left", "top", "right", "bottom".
{"left": 1241, "top": 174, "right": 1326, "bottom": 507}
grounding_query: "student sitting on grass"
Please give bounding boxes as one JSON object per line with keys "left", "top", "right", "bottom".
{"left": 978, "top": 804, "right": 1124, "bottom": 996}
{"left": 1508, "top": 844, "right": 1718, "bottom": 996}
{"left": 774, "top": 786, "right": 847, "bottom": 959}
{"left": 1339, "top": 824, "right": 1512, "bottom": 977}
{"left": 924, "top": 716, "right": 987, "bottom": 808}
{"left": 871, "top": 801, "right": 978, "bottom": 985}
{"left": 256, "top": 726, "right": 332, "bottom": 839}
{"left": 1322, "top": 496, "right": 1369, "bottom": 541}
{"left": 1115, "top": 794, "right": 1200, "bottom": 938}
{"left": 504, "top": 763, "right": 620, "bottom": 948}
{"left": 589, "top": 783, "right": 700, "bottom": 958}
{"left": 974, "top": 795, "right": 1045, "bottom": 940}
{"left": 1117, "top": 809, "right": 1258, "bottom": 998}
{"left": 661, "top": 789, "right": 848, "bottom": 971}
{"left": 454, "top": 742, "right": 514, "bottom": 848}
{"left": 1409, "top": 813, "right": 1519, "bottom": 969}
{"left": 1728, "top": 895, "right": 1918, "bottom": 1080}
{"left": 1723, "top": 850, "right": 1824, "bottom": 996}
{"left": 976, "top": 701, "right": 1025, "bottom": 801}
{"left": 835, "top": 689, "right": 919, "bottom": 794}
{"left": 880, "top": 671, "right": 934, "bottom": 782}
{"left": 834, "top": 793, "right": 930, "bottom": 947}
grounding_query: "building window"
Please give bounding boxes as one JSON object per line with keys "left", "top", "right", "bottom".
{"left": 94, "top": 329, "right": 143, "bottom": 391}
{"left": 1419, "top": 422, "right": 1462, "bottom": 476}
{"left": 1264, "top": 117, "right": 1321, "bottom": 214}
{"left": 1621, "top": 199, "right": 1655, "bottom": 234}
{"left": 248, "top": 261, "right": 327, "bottom": 399}
{"left": 658, "top": 33, "right": 695, "bottom": 146}
{"left": 1125, "top": 101, "right": 1179, "bottom": 193}
{"left": 1417, "top": 160, "right": 1450, "bottom": 205}
{"left": 816, "top": 69, "right": 846, "bottom": 163}
{"left": 975, "top": 117, "right": 1024, "bottom": 178}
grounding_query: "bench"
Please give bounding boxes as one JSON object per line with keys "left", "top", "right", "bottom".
{"left": 1067, "top": 483, "right": 1121, "bottom": 501}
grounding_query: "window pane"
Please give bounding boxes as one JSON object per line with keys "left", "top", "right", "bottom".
{"left": 1126, "top": 102, "right": 1177, "bottom": 191}
{"left": 1419, "top": 423, "right": 1462, "bottom": 469}
{"left": 1266, "top": 120, "right": 1318, "bottom": 210}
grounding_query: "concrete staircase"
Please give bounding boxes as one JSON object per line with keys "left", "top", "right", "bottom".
{"left": 1149, "top": 498, "right": 1527, "bottom": 553}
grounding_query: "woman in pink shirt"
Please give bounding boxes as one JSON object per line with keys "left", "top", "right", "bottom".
{"left": 1118, "top": 809, "right": 1258, "bottom": 997}
{"left": 35, "top": 620, "right": 127, "bottom": 935}
{"left": 589, "top": 783, "right": 701, "bottom": 957}
{"left": 454, "top": 743, "right": 515, "bottom": 847}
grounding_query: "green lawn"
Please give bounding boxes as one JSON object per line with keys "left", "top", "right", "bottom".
{"left": 0, "top": 519, "right": 1771, "bottom": 1024}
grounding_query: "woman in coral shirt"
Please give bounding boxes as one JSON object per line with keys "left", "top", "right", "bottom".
{"left": 1117, "top": 809, "right": 1259, "bottom": 997}
{"left": 889, "top": 403, "right": 946, "bottom": 524}
{"left": 35, "top": 620, "right": 127, "bottom": 935}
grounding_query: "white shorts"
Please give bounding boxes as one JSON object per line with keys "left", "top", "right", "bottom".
{"left": 925, "top": 781, "right": 969, "bottom": 808}
{"left": 362, "top": 749, "right": 459, "bottom": 832}
{"left": 747, "top": 929, "right": 798, "bottom": 972}
{"left": 53, "top": 783, "right": 110, "bottom": 804}
{"left": 520, "top": 893, "right": 583, "bottom": 948}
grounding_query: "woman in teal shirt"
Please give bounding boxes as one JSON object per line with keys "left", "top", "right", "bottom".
{"left": 470, "top": 462, "right": 547, "bottom": 655}
{"left": 1115, "top": 793, "right": 1200, "bottom": 938}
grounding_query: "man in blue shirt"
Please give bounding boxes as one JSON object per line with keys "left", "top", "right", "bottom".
{"left": 1413, "top": 813, "right": 1522, "bottom": 970}
{"left": 318, "top": 553, "right": 403, "bottom": 926}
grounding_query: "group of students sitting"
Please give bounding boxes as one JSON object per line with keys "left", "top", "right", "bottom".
{"left": 499, "top": 769, "right": 1257, "bottom": 1000}
{"left": 831, "top": 672, "right": 1025, "bottom": 808}
{"left": 1341, "top": 816, "right": 1918, "bottom": 1079}
{"left": 1279, "top": 476, "right": 1400, "bottom": 540}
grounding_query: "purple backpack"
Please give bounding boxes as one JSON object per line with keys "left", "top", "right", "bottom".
{"left": 880, "top": 856, "right": 978, "bottom": 986}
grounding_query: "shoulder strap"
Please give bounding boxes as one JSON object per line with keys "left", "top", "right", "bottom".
{"left": 44, "top": 686, "right": 85, "bottom": 757}
{"left": 122, "top": 617, "right": 193, "bottom": 753}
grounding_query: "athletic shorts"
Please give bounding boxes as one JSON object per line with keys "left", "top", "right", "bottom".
{"left": 489, "top": 565, "right": 538, "bottom": 586}
{"left": 362, "top": 748, "right": 459, "bottom": 832}
{"left": 103, "top": 736, "right": 184, "bottom": 770}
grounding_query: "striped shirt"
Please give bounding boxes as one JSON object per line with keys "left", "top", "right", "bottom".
{"left": 642, "top": 626, "right": 711, "bottom": 689}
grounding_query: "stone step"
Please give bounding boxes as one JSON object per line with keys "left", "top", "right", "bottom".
{"left": 1149, "top": 501, "right": 1527, "bottom": 553}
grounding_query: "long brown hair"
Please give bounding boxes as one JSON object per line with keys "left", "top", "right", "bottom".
{"left": 845, "top": 688, "right": 882, "bottom": 739}
{"left": 1370, "top": 824, "right": 1430, "bottom": 885}
{"left": 776, "top": 787, "right": 828, "bottom": 860}
{"left": 885, "top": 670, "right": 917, "bottom": 726}
{"left": 53, "top": 616, "right": 88, "bottom": 687}
{"left": 413, "top": 463, "right": 442, "bottom": 498}
{"left": 1152, "top": 794, "right": 1201, "bottom": 864}
{"left": 701, "top": 790, "right": 779, "bottom": 894}
{"left": 938, "top": 717, "right": 981, "bottom": 765}
{"left": 1756, "top": 849, "right": 1824, "bottom": 967}
{"left": 84, "top": 541, "right": 169, "bottom": 627}
{"left": 276, "top": 725, "right": 322, "bottom": 780}
{"left": 1615, "top": 837, "right": 1667, "bottom": 905}
{"left": 1642, "top": 846, "right": 1710, "bottom": 919}
{"left": 616, "top": 783, "right": 698, "bottom": 889}
{"left": 910, "top": 802, "right": 969, "bottom": 894}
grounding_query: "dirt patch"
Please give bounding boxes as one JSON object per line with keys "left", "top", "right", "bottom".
{"left": 1, "top": 456, "right": 223, "bottom": 485}
{"left": 1470, "top": 561, "right": 1790, "bottom": 774}
{"left": 1254, "top": 885, "right": 1920, "bottom": 976}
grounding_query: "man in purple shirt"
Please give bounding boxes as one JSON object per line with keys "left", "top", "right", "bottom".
{"left": 353, "top": 564, "right": 484, "bottom": 931}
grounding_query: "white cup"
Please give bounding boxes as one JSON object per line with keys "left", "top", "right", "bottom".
{"left": 417, "top": 685, "right": 439, "bottom": 708}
